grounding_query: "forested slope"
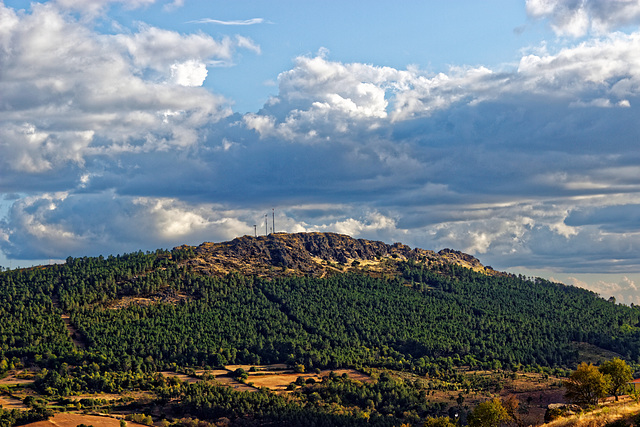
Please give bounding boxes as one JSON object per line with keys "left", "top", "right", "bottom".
{"left": 2, "top": 233, "right": 639, "bottom": 374}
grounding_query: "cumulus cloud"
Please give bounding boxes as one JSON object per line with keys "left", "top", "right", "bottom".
{"left": 526, "top": 0, "right": 640, "bottom": 37}
{"left": 0, "top": 124, "right": 93, "bottom": 173}
{"left": 246, "top": 33, "right": 640, "bottom": 142}
{"left": 0, "top": 192, "right": 253, "bottom": 259}
{"left": 246, "top": 56, "right": 499, "bottom": 140}
{"left": 113, "top": 25, "right": 253, "bottom": 72}
{"left": 516, "top": 32, "right": 640, "bottom": 99}
{"left": 170, "top": 60, "right": 208, "bottom": 87}
{"left": 0, "top": 2, "right": 261, "bottom": 180}
{"left": 310, "top": 212, "right": 402, "bottom": 242}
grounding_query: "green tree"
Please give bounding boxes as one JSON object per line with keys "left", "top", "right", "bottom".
{"left": 423, "top": 416, "right": 458, "bottom": 427}
{"left": 599, "top": 358, "right": 633, "bottom": 401}
{"left": 468, "top": 398, "right": 508, "bottom": 427}
{"left": 564, "top": 362, "right": 611, "bottom": 407}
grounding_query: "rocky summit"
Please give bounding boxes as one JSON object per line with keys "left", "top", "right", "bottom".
{"left": 176, "top": 232, "right": 500, "bottom": 278}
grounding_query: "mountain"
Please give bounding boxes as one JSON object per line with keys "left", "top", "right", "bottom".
{"left": 177, "top": 232, "right": 501, "bottom": 278}
{"left": 3, "top": 231, "right": 638, "bottom": 373}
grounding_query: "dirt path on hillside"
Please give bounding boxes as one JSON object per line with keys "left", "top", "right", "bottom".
{"left": 52, "top": 296, "right": 88, "bottom": 349}
{"left": 60, "top": 314, "right": 87, "bottom": 349}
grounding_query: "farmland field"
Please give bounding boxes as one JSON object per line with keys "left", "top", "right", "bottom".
{"left": 24, "top": 413, "right": 148, "bottom": 427}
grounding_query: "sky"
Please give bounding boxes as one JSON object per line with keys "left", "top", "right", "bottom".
{"left": 2, "top": 0, "right": 640, "bottom": 304}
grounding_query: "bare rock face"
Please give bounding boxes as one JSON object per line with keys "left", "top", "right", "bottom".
{"left": 437, "top": 248, "right": 496, "bottom": 273}
{"left": 178, "top": 232, "right": 497, "bottom": 279}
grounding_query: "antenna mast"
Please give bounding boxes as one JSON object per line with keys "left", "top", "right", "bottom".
{"left": 254, "top": 225, "right": 257, "bottom": 237}
{"left": 265, "top": 214, "right": 268, "bottom": 236}
{"left": 272, "top": 208, "right": 275, "bottom": 234}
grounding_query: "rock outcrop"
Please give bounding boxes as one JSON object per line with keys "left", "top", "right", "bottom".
{"left": 177, "top": 232, "right": 500, "bottom": 279}
{"left": 438, "top": 248, "right": 495, "bottom": 273}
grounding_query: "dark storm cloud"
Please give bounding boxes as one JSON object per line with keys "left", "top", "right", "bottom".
{"left": 565, "top": 205, "right": 640, "bottom": 232}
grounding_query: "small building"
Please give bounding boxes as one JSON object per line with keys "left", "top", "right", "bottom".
{"left": 628, "top": 378, "right": 640, "bottom": 391}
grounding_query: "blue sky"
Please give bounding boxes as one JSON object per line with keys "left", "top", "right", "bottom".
{"left": 2, "top": 0, "right": 640, "bottom": 304}
{"left": 83, "top": 0, "right": 547, "bottom": 113}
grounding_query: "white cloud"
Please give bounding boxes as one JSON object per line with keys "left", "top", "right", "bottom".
{"left": 132, "top": 197, "right": 250, "bottom": 240}
{"left": 0, "top": 193, "right": 85, "bottom": 258}
{"left": 113, "top": 25, "right": 238, "bottom": 72}
{"left": 243, "top": 113, "right": 280, "bottom": 138}
{"left": 163, "top": 0, "right": 184, "bottom": 11}
{"left": 244, "top": 30, "right": 640, "bottom": 143}
{"left": 0, "top": 2, "right": 251, "bottom": 171}
{"left": 188, "top": 18, "right": 265, "bottom": 26}
{"left": 170, "top": 60, "right": 208, "bottom": 86}
{"left": 0, "top": 193, "right": 253, "bottom": 259}
{"left": 517, "top": 32, "right": 640, "bottom": 98}
{"left": 311, "top": 212, "right": 401, "bottom": 240}
{"left": 53, "top": 0, "right": 157, "bottom": 17}
{"left": 235, "top": 35, "right": 261, "bottom": 54}
{"left": 526, "top": 0, "right": 640, "bottom": 37}
{"left": 215, "top": 138, "right": 237, "bottom": 151}
{"left": 0, "top": 123, "right": 93, "bottom": 173}
{"left": 276, "top": 56, "right": 393, "bottom": 123}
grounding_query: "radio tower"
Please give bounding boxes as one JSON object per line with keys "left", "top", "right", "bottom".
{"left": 272, "top": 208, "right": 275, "bottom": 234}
{"left": 265, "top": 214, "right": 268, "bottom": 236}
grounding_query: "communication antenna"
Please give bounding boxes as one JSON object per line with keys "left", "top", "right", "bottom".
{"left": 272, "top": 208, "right": 275, "bottom": 234}
{"left": 253, "top": 225, "right": 257, "bottom": 237}
{"left": 265, "top": 214, "right": 268, "bottom": 236}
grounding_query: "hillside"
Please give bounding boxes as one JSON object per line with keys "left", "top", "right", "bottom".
{"left": 3, "top": 232, "right": 640, "bottom": 370}
{"left": 2, "top": 232, "right": 640, "bottom": 427}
